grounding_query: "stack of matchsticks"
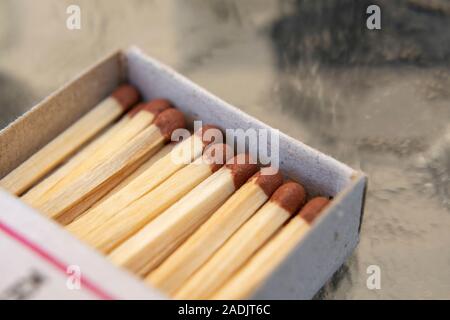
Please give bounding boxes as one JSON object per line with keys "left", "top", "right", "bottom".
{"left": 0, "top": 83, "right": 333, "bottom": 299}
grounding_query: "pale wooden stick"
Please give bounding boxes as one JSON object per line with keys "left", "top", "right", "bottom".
{"left": 174, "top": 181, "right": 306, "bottom": 299}
{"left": 212, "top": 197, "right": 330, "bottom": 300}
{"left": 29, "top": 100, "right": 172, "bottom": 207}
{"left": 0, "top": 85, "right": 139, "bottom": 195}
{"left": 93, "top": 142, "right": 177, "bottom": 206}
{"left": 108, "top": 154, "right": 258, "bottom": 276}
{"left": 147, "top": 169, "right": 283, "bottom": 295}
{"left": 77, "top": 144, "right": 232, "bottom": 254}
{"left": 36, "top": 109, "right": 185, "bottom": 225}
{"left": 22, "top": 107, "right": 135, "bottom": 205}
{"left": 65, "top": 125, "right": 217, "bottom": 237}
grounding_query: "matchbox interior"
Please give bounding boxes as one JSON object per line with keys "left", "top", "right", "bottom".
{"left": 0, "top": 47, "right": 367, "bottom": 299}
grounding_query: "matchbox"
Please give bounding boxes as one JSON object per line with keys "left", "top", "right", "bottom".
{"left": 0, "top": 47, "right": 367, "bottom": 300}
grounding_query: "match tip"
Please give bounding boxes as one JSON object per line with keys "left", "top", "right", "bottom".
{"left": 270, "top": 182, "right": 306, "bottom": 215}
{"left": 203, "top": 143, "right": 233, "bottom": 173}
{"left": 111, "top": 84, "right": 140, "bottom": 110}
{"left": 298, "top": 197, "right": 330, "bottom": 224}
{"left": 128, "top": 99, "right": 173, "bottom": 118}
{"left": 154, "top": 109, "right": 186, "bottom": 141}
{"left": 195, "top": 125, "right": 223, "bottom": 147}
{"left": 225, "top": 154, "right": 259, "bottom": 189}
{"left": 142, "top": 99, "right": 174, "bottom": 115}
{"left": 251, "top": 169, "right": 284, "bottom": 197}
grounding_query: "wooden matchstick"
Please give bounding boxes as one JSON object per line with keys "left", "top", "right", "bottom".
{"left": 21, "top": 101, "right": 170, "bottom": 206}
{"left": 93, "top": 142, "right": 177, "bottom": 206}
{"left": 75, "top": 143, "right": 232, "bottom": 254}
{"left": 0, "top": 84, "right": 140, "bottom": 195}
{"left": 22, "top": 114, "right": 131, "bottom": 205}
{"left": 65, "top": 125, "right": 218, "bottom": 237}
{"left": 36, "top": 109, "right": 185, "bottom": 225}
{"left": 212, "top": 197, "right": 330, "bottom": 300}
{"left": 108, "top": 153, "right": 258, "bottom": 276}
{"left": 147, "top": 169, "right": 283, "bottom": 295}
{"left": 174, "top": 181, "right": 306, "bottom": 299}
{"left": 28, "top": 100, "right": 173, "bottom": 207}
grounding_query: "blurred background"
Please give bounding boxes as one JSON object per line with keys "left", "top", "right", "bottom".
{"left": 0, "top": 0, "right": 449, "bottom": 299}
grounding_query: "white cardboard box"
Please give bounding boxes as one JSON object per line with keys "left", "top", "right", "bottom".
{"left": 0, "top": 47, "right": 367, "bottom": 300}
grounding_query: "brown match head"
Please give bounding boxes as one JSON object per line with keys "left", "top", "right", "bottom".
{"left": 270, "top": 182, "right": 306, "bottom": 215}
{"left": 298, "top": 197, "right": 330, "bottom": 224}
{"left": 195, "top": 125, "right": 223, "bottom": 148}
{"left": 111, "top": 84, "right": 140, "bottom": 110}
{"left": 128, "top": 99, "right": 173, "bottom": 118}
{"left": 154, "top": 109, "right": 186, "bottom": 141}
{"left": 225, "top": 154, "right": 259, "bottom": 190}
{"left": 203, "top": 143, "right": 233, "bottom": 173}
{"left": 250, "top": 169, "right": 284, "bottom": 197}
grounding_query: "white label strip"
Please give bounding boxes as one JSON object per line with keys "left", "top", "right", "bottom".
{"left": 0, "top": 190, "right": 164, "bottom": 300}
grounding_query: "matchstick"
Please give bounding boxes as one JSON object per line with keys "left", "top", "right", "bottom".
{"left": 21, "top": 101, "right": 169, "bottom": 206}
{"left": 36, "top": 109, "right": 185, "bottom": 225}
{"left": 108, "top": 153, "right": 258, "bottom": 276}
{"left": 75, "top": 143, "right": 232, "bottom": 254}
{"left": 28, "top": 99, "right": 173, "bottom": 207}
{"left": 147, "top": 169, "right": 283, "bottom": 295}
{"left": 212, "top": 197, "right": 330, "bottom": 300}
{"left": 173, "top": 181, "right": 306, "bottom": 299}
{"left": 65, "top": 125, "right": 218, "bottom": 237}
{"left": 21, "top": 114, "right": 131, "bottom": 205}
{"left": 0, "top": 84, "right": 140, "bottom": 195}
{"left": 92, "top": 142, "right": 177, "bottom": 206}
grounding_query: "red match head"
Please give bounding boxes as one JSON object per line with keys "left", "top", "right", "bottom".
{"left": 111, "top": 84, "right": 140, "bottom": 110}
{"left": 154, "top": 109, "right": 186, "bottom": 141}
{"left": 270, "top": 181, "right": 306, "bottom": 215}
{"left": 251, "top": 169, "right": 284, "bottom": 197}
{"left": 225, "top": 154, "right": 259, "bottom": 190}
{"left": 298, "top": 197, "right": 330, "bottom": 224}
{"left": 128, "top": 99, "right": 173, "bottom": 118}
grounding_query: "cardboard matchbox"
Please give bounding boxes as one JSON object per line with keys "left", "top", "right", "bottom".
{"left": 0, "top": 47, "right": 367, "bottom": 300}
